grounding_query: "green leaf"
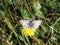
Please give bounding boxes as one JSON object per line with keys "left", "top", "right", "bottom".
{"left": 21, "top": 9, "right": 30, "bottom": 19}
{"left": 35, "top": 11, "right": 45, "bottom": 19}
{"left": 0, "top": 11, "right": 6, "bottom": 18}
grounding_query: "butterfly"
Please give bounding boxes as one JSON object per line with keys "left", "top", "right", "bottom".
{"left": 20, "top": 20, "right": 42, "bottom": 30}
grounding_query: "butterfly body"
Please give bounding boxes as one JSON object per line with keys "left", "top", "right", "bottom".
{"left": 28, "top": 20, "right": 34, "bottom": 29}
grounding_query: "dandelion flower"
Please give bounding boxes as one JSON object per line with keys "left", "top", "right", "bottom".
{"left": 22, "top": 28, "right": 35, "bottom": 36}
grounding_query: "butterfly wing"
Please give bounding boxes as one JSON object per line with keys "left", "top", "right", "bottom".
{"left": 31, "top": 20, "right": 42, "bottom": 30}
{"left": 20, "top": 20, "right": 29, "bottom": 29}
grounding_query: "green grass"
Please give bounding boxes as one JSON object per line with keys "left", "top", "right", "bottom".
{"left": 0, "top": 0, "right": 60, "bottom": 45}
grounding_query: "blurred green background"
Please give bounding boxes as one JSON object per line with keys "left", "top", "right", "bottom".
{"left": 0, "top": 0, "right": 60, "bottom": 45}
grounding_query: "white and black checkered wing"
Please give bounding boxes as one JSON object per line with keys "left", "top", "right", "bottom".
{"left": 20, "top": 20, "right": 29, "bottom": 29}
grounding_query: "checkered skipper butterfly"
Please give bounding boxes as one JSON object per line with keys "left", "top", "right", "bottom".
{"left": 20, "top": 20, "right": 42, "bottom": 30}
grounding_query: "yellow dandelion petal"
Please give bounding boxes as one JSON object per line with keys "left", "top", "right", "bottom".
{"left": 22, "top": 28, "right": 35, "bottom": 36}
